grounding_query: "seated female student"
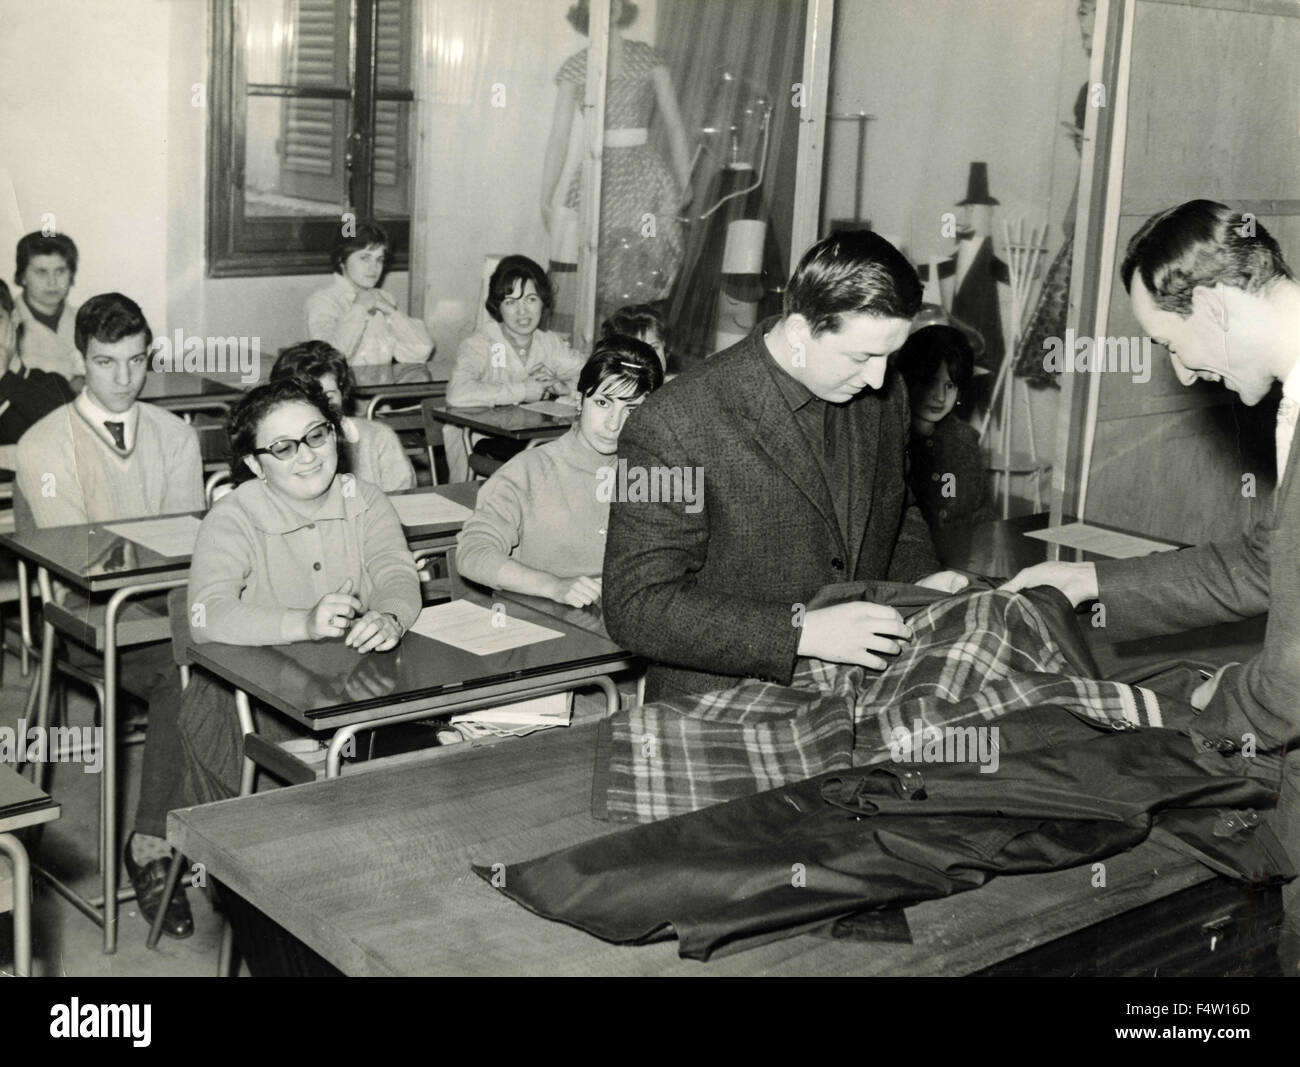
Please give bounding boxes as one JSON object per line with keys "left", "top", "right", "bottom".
{"left": 178, "top": 377, "right": 420, "bottom": 804}
{"left": 898, "top": 324, "right": 994, "bottom": 532}
{"left": 456, "top": 335, "right": 663, "bottom": 607}
{"left": 600, "top": 303, "right": 670, "bottom": 377}
{"left": 305, "top": 221, "right": 433, "bottom": 367}
{"left": 270, "top": 340, "right": 416, "bottom": 492}
{"left": 446, "top": 253, "right": 586, "bottom": 473}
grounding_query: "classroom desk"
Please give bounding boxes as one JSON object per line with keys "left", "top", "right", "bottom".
{"left": 0, "top": 482, "right": 477, "bottom": 953}
{"left": 184, "top": 587, "right": 638, "bottom": 779}
{"left": 352, "top": 363, "right": 448, "bottom": 419}
{"left": 426, "top": 402, "right": 576, "bottom": 443}
{"left": 138, "top": 371, "right": 251, "bottom": 413}
{"left": 1, "top": 766, "right": 61, "bottom": 977}
{"left": 166, "top": 718, "right": 1233, "bottom": 976}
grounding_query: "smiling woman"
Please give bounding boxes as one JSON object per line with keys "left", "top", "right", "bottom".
{"left": 175, "top": 376, "right": 421, "bottom": 805}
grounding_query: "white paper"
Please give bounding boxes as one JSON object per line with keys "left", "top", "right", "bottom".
{"left": 408, "top": 599, "right": 563, "bottom": 655}
{"left": 103, "top": 515, "right": 203, "bottom": 558}
{"left": 1023, "top": 522, "right": 1179, "bottom": 558}
{"left": 451, "top": 692, "right": 571, "bottom": 732}
{"left": 518, "top": 400, "right": 579, "bottom": 418}
{"left": 388, "top": 492, "right": 474, "bottom": 528}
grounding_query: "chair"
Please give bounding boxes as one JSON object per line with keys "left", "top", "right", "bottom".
{"left": 205, "top": 470, "right": 234, "bottom": 506}
{"left": 420, "top": 398, "right": 503, "bottom": 484}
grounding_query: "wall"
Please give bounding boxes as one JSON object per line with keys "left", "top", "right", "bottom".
{"left": 0, "top": 0, "right": 411, "bottom": 367}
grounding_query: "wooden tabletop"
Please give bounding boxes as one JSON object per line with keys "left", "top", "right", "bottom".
{"left": 428, "top": 403, "right": 575, "bottom": 441}
{"left": 0, "top": 765, "right": 61, "bottom": 834}
{"left": 167, "top": 718, "right": 1213, "bottom": 976}
{"left": 184, "top": 588, "right": 635, "bottom": 730}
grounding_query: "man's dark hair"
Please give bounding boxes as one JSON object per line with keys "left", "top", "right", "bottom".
{"left": 227, "top": 376, "right": 341, "bottom": 485}
{"left": 898, "top": 325, "right": 975, "bottom": 406}
{"left": 271, "top": 340, "right": 355, "bottom": 410}
{"left": 577, "top": 334, "right": 663, "bottom": 399}
{"left": 330, "top": 221, "right": 391, "bottom": 276}
{"left": 74, "top": 292, "right": 152, "bottom": 355}
{"left": 783, "top": 230, "right": 922, "bottom": 337}
{"left": 1121, "top": 199, "right": 1293, "bottom": 315}
{"left": 485, "top": 255, "right": 553, "bottom": 324}
{"left": 15, "top": 231, "right": 79, "bottom": 288}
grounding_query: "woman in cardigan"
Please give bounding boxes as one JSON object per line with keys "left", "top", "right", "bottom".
{"left": 177, "top": 377, "right": 421, "bottom": 804}
{"left": 455, "top": 335, "right": 663, "bottom": 607}
{"left": 270, "top": 340, "right": 416, "bottom": 492}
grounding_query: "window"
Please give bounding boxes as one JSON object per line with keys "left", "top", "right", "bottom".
{"left": 207, "top": 0, "right": 415, "bottom": 277}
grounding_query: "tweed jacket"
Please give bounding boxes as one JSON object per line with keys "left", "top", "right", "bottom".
{"left": 1096, "top": 428, "right": 1300, "bottom": 755}
{"left": 603, "top": 322, "right": 940, "bottom": 699}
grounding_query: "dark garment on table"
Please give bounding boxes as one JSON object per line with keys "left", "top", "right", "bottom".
{"left": 907, "top": 414, "right": 993, "bottom": 531}
{"left": 0, "top": 363, "right": 76, "bottom": 446}
{"left": 479, "top": 703, "right": 1292, "bottom": 961}
{"left": 603, "top": 321, "right": 940, "bottom": 701}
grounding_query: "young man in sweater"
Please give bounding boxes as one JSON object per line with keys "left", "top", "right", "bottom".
{"left": 16, "top": 292, "right": 205, "bottom": 938}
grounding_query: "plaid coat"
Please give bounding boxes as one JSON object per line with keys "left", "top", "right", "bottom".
{"left": 603, "top": 323, "right": 939, "bottom": 700}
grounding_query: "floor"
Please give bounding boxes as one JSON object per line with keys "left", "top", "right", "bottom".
{"left": 0, "top": 634, "right": 614, "bottom": 977}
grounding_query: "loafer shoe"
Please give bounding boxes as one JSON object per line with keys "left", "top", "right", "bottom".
{"left": 124, "top": 837, "right": 194, "bottom": 940}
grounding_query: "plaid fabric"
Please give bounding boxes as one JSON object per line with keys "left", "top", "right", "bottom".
{"left": 602, "top": 589, "right": 1184, "bottom": 823}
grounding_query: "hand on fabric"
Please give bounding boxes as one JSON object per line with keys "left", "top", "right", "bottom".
{"left": 797, "top": 602, "right": 912, "bottom": 671}
{"left": 345, "top": 610, "right": 402, "bottom": 653}
{"left": 304, "top": 579, "right": 364, "bottom": 641}
{"left": 1191, "top": 662, "right": 1237, "bottom": 711}
{"left": 550, "top": 574, "right": 602, "bottom": 608}
{"left": 522, "top": 380, "right": 547, "bottom": 403}
{"left": 1000, "top": 561, "right": 1098, "bottom": 607}
{"left": 915, "top": 570, "right": 970, "bottom": 594}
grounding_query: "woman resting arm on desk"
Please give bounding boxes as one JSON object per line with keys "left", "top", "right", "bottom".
{"left": 455, "top": 336, "right": 663, "bottom": 607}
{"left": 178, "top": 377, "right": 421, "bottom": 804}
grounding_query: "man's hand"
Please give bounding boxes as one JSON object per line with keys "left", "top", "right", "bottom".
{"left": 915, "top": 570, "right": 969, "bottom": 594}
{"left": 797, "top": 602, "right": 912, "bottom": 671}
{"left": 549, "top": 575, "right": 602, "bottom": 608}
{"left": 1000, "top": 562, "right": 1099, "bottom": 607}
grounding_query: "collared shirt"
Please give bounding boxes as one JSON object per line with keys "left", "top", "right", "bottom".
{"left": 761, "top": 344, "right": 851, "bottom": 546}
{"left": 76, "top": 388, "right": 139, "bottom": 452}
{"left": 1276, "top": 358, "right": 1300, "bottom": 479}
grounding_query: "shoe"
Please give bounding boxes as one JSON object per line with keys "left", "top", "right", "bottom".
{"left": 124, "top": 836, "right": 194, "bottom": 940}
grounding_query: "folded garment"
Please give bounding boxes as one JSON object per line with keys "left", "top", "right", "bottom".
{"left": 595, "top": 585, "right": 1184, "bottom": 823}
{"left": 477, "top": 704, "right": 1293, "bottom": 961}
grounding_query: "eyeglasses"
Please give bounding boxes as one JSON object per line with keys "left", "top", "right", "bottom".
{"left": 252, "top": 421, "right": 335, "bottom": 462}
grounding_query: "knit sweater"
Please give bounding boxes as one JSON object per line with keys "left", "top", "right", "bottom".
{"left": 343, "top": 415, "right": 416, "bottom": 492}
{"left": 188, "top": 473, "right": 420, "bottom": 646}
{"left": 447, "top": 321, "right": 584, "bottom": 408}
{"left": 14, "top": 297, "right": 82, "bottom": 380}
{"left": 456, "top": 426, "right": 613, "bottom": 586}
{"left": 305, "top": 274, "right": 433, "bottom": 367}
{"left": 16, "top": 398, "right": 203, "bottom": 530}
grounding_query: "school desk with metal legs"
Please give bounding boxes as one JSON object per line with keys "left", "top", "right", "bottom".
{"left": 0, "top": 766, "right": 61, "bottom": 977}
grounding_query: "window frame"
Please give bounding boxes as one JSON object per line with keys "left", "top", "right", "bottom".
{"left": 206, "top": 0, "right": 414, "bottom": 278}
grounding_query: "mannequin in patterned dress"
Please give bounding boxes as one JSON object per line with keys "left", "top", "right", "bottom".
{"left": 541, "top": 0, "right": 692, "bottom": 324}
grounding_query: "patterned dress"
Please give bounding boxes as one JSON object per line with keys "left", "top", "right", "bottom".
{"left": 556, "top": 40, "right": 684, "bottom": 311}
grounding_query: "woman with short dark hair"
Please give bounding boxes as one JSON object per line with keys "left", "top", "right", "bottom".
{"left": 305, "top": 221, "right": 433, "bottom": 366}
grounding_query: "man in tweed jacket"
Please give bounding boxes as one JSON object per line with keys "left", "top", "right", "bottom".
{"left": 1004, "top": 201, "right": 1300, "bottom": 955}
{"left": 604, "top": 231, "right": 961, "bottom": 700}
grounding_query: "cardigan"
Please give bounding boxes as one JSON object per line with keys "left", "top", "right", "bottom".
{"left": 344, "top": 415, "right": 416, "bottom": 492}
{"left": 447, "top": 321, "right": 584, "bottom": 408}
{"left": 14, "top": 297, "right": 82, "bottom": 380}
{"left": 455, "top": 426, "right": 613, "bottom": 587}
{"left": 15, "top": 398, "right": 203, "bottom": 530}
{"left": 305, "top": 274, "right": 433, "bottom": 367}
{"left": 187, "top": 473, "right": 420, "bottom": 646}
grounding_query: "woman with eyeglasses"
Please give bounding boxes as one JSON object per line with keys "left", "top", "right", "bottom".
{"left": 176, "top": 377, "right": 421, "bottom": 804}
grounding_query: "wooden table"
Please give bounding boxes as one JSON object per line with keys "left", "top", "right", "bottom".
{"left": 1, "top": 766, "right": 61, "bottom": 976}
{"left": 0, "top": 482, "right": 478, "bottom": 953}
{"left": 167, "top": 719, "right": 1224, "bottom": 976}
{"left": 185, "top": 587, "right": 638, "bottom": 778}
{"left": 426, "top": 402, "right": 576, "bottom": 443}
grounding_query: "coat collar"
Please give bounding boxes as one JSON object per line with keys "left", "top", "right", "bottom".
{"left": 232, "top": 472, "right": 363, "bottom": 534}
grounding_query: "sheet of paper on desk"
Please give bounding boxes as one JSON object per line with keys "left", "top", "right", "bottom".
{"left": 1023, "top": 522, "right": 1179, "bottom": 558}
{"left": 409, "top": 599, "right": 563, "bottom": 654}
{"left": 388, "top": 492, "right": 473, "bottom": 527}
{"left": 103, "top": 515, "right": 203, "bottom": 558}
{"left": 519, "top": 400, "right": 579, "bottom": 418}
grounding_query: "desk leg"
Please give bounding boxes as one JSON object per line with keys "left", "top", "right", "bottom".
{"left": 0, "top": 832, "right": 31, "bottom": 977}
{"left": 234, "top": 689, "right": 257, "bottom": 797}
{"left": 100, "top": 588, "right": 130, "bottom": 955}
{"left": 594, "top": 675, "right": 618, "bottom": 717}
{"left": 31, "top": 617, "right": 55, "bottom": 788}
